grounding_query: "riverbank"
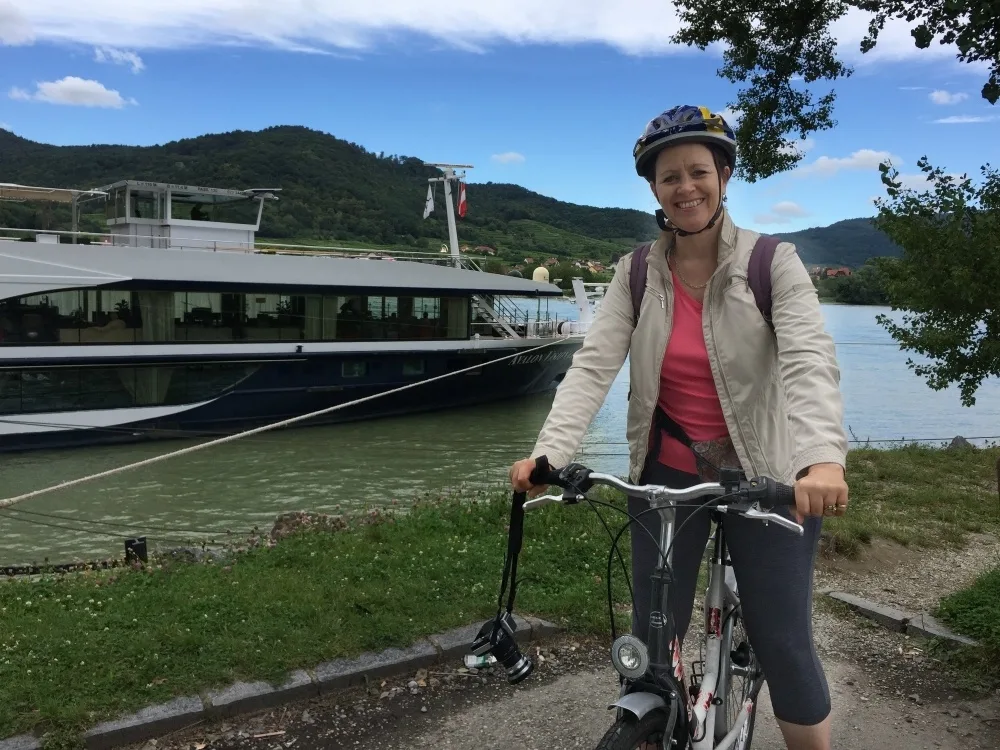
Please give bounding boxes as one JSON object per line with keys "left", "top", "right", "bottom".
{"left": 2, "top": 444, "right": 998, "bottom": 747}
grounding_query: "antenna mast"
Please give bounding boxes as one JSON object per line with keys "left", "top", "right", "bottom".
{"left": 423, "top": 162, "right": 472, "bottom": 268}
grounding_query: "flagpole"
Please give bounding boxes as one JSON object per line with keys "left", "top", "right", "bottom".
{"left": 423, "top": 162, "right": 472, "bottom": 270}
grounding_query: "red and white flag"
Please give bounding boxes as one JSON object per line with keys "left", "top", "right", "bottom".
{"left": 457, "top": 181, "right": 467, "bottom": 218}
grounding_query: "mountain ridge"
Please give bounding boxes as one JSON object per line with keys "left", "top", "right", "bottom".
{"left": 0, "top": 125, "right": 900, "bottom": 267}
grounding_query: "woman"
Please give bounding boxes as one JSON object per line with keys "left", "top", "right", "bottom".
{"left": 509, "top": 105, "right": 849, "bottom": 750}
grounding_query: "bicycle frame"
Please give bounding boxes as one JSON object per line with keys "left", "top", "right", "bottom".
{"left": 516, "top": 465, "right": 798, "bottom": 749}
{"left": 611, "top": 497, "right": 756, "bottom": 750}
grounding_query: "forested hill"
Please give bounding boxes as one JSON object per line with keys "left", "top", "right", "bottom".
{"left": 0, "top": 125, "right": 900, "bottom": 267}
{"left": 773, "top": 218, "right": 902, "bottom": 268}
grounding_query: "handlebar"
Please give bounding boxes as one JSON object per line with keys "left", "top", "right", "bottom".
{"left": 522, "top": 455, "right": 803, "bottom": 535}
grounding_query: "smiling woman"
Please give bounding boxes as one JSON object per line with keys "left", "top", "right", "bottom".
{"left": 510, "top": 103, "right": 850, "bottom": 750}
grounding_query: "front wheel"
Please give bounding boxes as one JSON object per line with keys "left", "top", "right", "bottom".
{"left": 593, "top": 708, "right": 676, "bottom": 750}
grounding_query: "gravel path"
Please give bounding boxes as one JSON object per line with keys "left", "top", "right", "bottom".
{"left": 139, "top": 532, "right": 1000, "bottom": 750}
{"left": 814, "top": 531, "right": 1000, "bottom": 613}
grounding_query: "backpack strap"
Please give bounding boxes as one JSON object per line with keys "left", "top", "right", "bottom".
{"left": 629, "top": 242, "right": 653, "bottom": 326}
{"left": 747, "top": 234, "right": 783, "bottom": 333}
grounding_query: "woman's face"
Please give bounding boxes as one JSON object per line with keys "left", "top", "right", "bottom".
{"left": 648, "top": 142, "right": 731, "bottom": 234}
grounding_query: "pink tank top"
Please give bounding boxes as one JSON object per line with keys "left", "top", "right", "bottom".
{"left": 656, "top": 271, "right": 730, "bottom": 474}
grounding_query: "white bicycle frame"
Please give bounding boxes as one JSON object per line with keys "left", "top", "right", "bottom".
{"left": 689, "top": 517, "right": 755, "bottom": 750}
{"left": 523, "top": 472, "right": 800, "bottom": 750}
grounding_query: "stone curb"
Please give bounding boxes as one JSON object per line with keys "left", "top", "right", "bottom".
{"left": 825, "top": 591, "right": 978, "bottom": 647}
{"left": 1, "top": 615, "right": 562, "bottom": 750}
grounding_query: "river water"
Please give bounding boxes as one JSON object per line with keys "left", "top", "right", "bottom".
{"left": 1, "top": 302, "right": 998, "bottom": 564}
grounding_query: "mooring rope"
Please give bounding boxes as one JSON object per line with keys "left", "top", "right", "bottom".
{"left": 0, "top": 338, "right": 569, "bottom": 510}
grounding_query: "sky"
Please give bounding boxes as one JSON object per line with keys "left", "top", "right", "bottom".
{"left": 0, "top": 1, "right": 996, "bottom": 233}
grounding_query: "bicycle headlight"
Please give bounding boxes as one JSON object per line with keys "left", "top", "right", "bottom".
{"left": 610, "top": 634, "right": 649, "bottom": 680}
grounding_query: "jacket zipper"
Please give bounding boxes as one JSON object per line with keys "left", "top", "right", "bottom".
{"left": 704, "top": 279, "right": 757, "bottom": 477}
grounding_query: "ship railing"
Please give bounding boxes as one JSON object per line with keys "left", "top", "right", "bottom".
{"left": 0, "top": 227, "right": 493, "bottom": 271}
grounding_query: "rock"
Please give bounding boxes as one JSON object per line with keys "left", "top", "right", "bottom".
{"left": 947, "top": 436, "right": 973, "bottom": 450}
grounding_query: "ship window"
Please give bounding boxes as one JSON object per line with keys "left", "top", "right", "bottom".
{"left": 0, "top": 291, "right": 85, "bottom": 344}
{"left": 402, "top": 359, "right": 425, "bottom": 377}
{"left": 342, "top": 361, "right": 367, "bottom": 378}
{"left": 129, "top": 190, "right": 160, "bottom": 221}
{"left": 0, "top": 363, "right": 257, "bottom": 415}
{"left": 105, "top": 187, "right": 127, "bottom": 221}
{"left": 0, "top": 290, "right": 472, "bottom": 344}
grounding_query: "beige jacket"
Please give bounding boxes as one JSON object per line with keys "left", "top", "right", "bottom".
{"left": 530, "top": 210, "right": 848, "bottom": 484}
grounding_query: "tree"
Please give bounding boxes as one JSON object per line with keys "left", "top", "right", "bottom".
{"left": 817, "top": 259, "right": 889, "bottom": 304}
{"left": 671, "top": 1, "right": 999, "bottom": 406}
{"left": 672, "top": 0, "right": 999, "bottom": 181}
{"left": 872, "top": 158, "right": 1000, "bottom": 406}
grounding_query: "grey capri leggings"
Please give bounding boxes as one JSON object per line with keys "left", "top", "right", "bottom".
{"left": 628, "top": 460, "right": 831, "bottom": 726}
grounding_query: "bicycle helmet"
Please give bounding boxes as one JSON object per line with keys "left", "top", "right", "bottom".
{"left": 634, "top": 105, "right": 737, "bottom": 237}
{"left": 633, "top": 105, "right": 737, "bottom": 179}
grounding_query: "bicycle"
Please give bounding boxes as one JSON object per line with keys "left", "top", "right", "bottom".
{"left": 469, "top": 455, "right": 802, "bottom": 750}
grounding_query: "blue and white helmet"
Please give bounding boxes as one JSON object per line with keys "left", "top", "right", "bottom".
{"left": 633, "top": 105, "right": 737, "bottom": 178}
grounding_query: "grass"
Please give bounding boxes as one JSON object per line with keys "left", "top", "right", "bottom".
{"left": 934, "top": 564, "right": 1000, "bottom": 692}
{"left": 0, "top": 491, "right": 633, "bottom": 747}
{"left": 1, "top": 444, "right": 998, "bottom": 746}
{"left": 820, "top": 444, "right": 1000, "bottom": 557}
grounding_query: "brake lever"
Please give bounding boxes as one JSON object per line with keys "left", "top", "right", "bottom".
{"left": 742, "top": 507, "right": 804, "bottom": 536}
{"left": 523, "top": 491, "right": 584, "bottom": 511}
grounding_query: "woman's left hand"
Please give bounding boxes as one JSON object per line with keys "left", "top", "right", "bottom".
{"left": 793, "top": 463, "right": 848, "bottom": 522}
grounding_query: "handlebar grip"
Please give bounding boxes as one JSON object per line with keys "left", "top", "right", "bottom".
{"left": 528, "top": 455, "right": 562, "bottom": 487}
{"left": 773, "top": 481, "right": 796, "bottom": 508}
{"left": 747, "top": 476, "right": 797, "bottom": 510}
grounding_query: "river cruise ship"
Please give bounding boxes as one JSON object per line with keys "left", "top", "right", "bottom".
{"left": 0, "top": 167, "right": 589, "bottom": 451}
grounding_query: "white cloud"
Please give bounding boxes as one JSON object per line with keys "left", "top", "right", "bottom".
{"left": 491, "top": 151, "right": 525, "bottom": 164}
{"left": 2, "top": 2, "right": 966, "bottom": 61}
{"left": 755, "top": 200, "right": 809, "bottom": 225}
{"left": 753, "top": 213, "right": 790, "bottom": 225}
{"left": 778, "top": 137, "right": 816, "bottom": 157}
{"left": 0, "top": 121, "right": 10, "bottom": 130}
{"left": 894, "top": 171, "right": 966, "bottom": 191}
{"left": 0, "top": 1, "right": 34, "bottom": 45}
{"left": 932, "top": 114, "right": 999, "bottom": 124}
{"left": 94, "top": 46, "right": 144, "bottom": 73}
{"left": 795, "top": 148, "right": 899, "bottom": 177}
{"left": 898, "top": 86, "right": 927, "bottom": 91}
{"left": 929, "top": 89, "right": 967, "bottom": 105}
{"left": 772, "top": 200, "right": 808, "bottom": 217}
{"left": 8, "top": 76, "right": 135, "bottom": 108}
{"left": 718, "top": 107, "right": 742, "bottom": 127}
{"left": 830, "top": 8, "right": 959, "bottom": 64}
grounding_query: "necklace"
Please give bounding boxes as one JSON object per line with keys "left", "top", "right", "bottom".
{"left": 668, "top": 244, "right": 710, "bottom": 290}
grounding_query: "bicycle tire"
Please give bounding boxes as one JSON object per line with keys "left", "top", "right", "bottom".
{"left": 714, "top": 606, "right": 760, "bottom": 748}
{"left": 593, "top": 708, "right": 676, "bottom": 750}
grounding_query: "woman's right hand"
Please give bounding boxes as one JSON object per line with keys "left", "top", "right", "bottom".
{"left": 509, "top": 457, "right": 547, "bottom": 498}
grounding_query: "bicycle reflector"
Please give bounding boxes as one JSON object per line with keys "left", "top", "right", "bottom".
{"left": 610, "top": 634, "right": 649, "bottom": 680}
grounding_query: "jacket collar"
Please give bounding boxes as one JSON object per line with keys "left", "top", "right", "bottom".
{"left": 644, "top": 208, "right": 739, "bottom": 282}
